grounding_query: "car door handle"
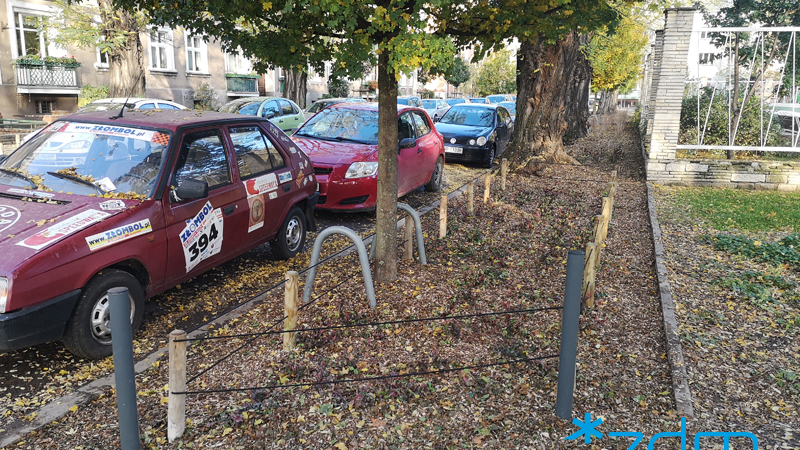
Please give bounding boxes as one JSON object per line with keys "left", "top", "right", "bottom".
{"left": 417, "top": 148, "right": 423, "bottom": 154}
{"left": 223, "top": 205, "right": 236, "bottom": 216}
{"left": 283, "top": 184, "right": 291, "bottom": 192}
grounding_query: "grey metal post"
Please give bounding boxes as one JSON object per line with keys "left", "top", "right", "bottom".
{"left": 109, "top": 287, "right": 142, "bottom": 450}
{"left": 555, "top": 250, "right": 584, "bottom": 420}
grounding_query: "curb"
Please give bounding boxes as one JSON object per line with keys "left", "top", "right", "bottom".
{"left": 645, "top": 182, "right": 694, "bottom": 418}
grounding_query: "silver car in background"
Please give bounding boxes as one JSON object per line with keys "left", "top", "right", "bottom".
{"left": 421, "top": 98, "right": 451, "bottom": 122}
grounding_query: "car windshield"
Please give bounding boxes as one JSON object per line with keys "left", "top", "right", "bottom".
{"left": 470, "top": 98, "right": 487, "bottom": 104}
{"left": 446, "top": 99, "right": 465, "bottom": 106}
{"left": 499, "top": 102, "right": 516, "bottom": 114}
{"left": 294, "top": 108, "right": 379, "bottom": 144}
{"left": 0, "top": 121, "right": 171, "bottom": 198}
{"left": 397, "top": 98, "right": 410, "bottom": 105}
{"left": 78, "top": 102, "right": 128, "bottom": 112}
{"left": 422, "top": 100, "right": 438, "bottom": 109}
{"left": 439, "top": 106, "right": 495, "bottom": 127}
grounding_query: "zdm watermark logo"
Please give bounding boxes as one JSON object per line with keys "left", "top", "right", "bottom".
{"left": 565, "top": 414, "right": 759, "bottom": 449}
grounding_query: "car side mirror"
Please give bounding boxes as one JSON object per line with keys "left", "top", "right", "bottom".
{"left": 172, "top": 178, "right": 208, "bottom": 202}
{"left": 264, "top": 112, "right": 276, "bottom": 119}
{"left": 398, "top": 137, "right": 416, "bottom": 152}
{"left": 498, "top": 122, "right": 507, "bottom": 129}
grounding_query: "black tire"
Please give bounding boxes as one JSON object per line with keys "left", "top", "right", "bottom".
{"left": 272, "top": 206, "right": 306, "bottom": 260}
{"left": 424, "top": 156, "right": 444, "bottom": 192}
{"left": 62, "top": 269, "right": 145, "bottom": 360}
{"left": 483, "top": 145, "right": 496, "bottom": 168}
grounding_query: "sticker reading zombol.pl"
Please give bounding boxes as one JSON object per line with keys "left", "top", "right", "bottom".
{"left": 63, "top": 123, "right": 156, "bottom": 141}
{"left": 85, "top": 219, "right": 152, "bottom": 251}
{"left": 180, "top": 201, "right": 224, "bottom": 272}
{"left": 17, "top": 209, "right": 111, "bottom": 251}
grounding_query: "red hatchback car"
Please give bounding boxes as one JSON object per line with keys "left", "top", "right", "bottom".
{"left": 0, "top": 110, "right": 317, "bottom": 359}
{"left": 292, "top": 103, "right": 445, "bottom": 211}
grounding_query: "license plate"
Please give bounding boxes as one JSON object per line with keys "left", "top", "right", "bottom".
{"left": 445, "top": 146, "right": 462, "bottom": 154}
{"left": 37, "top": 152, "right": 57, "bottom": 160}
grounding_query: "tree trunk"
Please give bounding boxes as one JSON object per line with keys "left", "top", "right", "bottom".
{"left": 99, "top": 0, "right": 144, "bottom": 98}
{"left": 374, "top": 51, "right": 399, "bottom": 284}
{"left": 564, "top": 33, "right": 592, "bottom": 142}
{"left": 597, "top": 90, "right": 618, "bottom": 115}
{"left": 282, "top": 68, "right": 308, "bottom": 108}
{"left": 507, "top": 31, "right": 588, "bottom": 167}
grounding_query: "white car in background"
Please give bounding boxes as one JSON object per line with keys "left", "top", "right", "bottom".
{"left": 78, "top": 97, "right": 190, "bottom": 112}
{"left": 421, "top": 99, "right": 451, "bottom": 122}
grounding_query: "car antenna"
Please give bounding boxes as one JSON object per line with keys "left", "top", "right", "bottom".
{"left": 110, "top": 70, "right": 145, "bottom": 120}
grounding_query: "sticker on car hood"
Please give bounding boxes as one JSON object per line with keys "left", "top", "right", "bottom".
{"left": 85, "top": 219, "right": 152, "bottom": 251}
{"left": 99, "top": 199, "right": 127, "bottom": 211}
{"left": 181, "top": 201, "right": 224, "bottom": 272}
{"left": 16, "top": 209, "right": 110, "bottom": 251}
{"left": 0, "top": 205, "right": 22, "bottom": 233}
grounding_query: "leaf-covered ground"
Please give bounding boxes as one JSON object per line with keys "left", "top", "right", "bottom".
{"left": 3, "top": 114, "right": 716, "bottom": 449}
{"left": 654, "top": 186, "right": 800, "bottom": 447}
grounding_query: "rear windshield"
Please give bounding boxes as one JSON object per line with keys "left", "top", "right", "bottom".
{"left": 294, "top": 107, "right": 379, "bottom": 144}
{"left": 439, "top": 106, "right": 495, "bottom": 127}
{"left": 0, "top": 122, "right": 171, "bottom": 199}
{"left": 422, "top": 100, "right": 438, "bottom": 109}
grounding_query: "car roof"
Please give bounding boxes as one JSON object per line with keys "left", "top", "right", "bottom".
{"left": 327, "top": 102, "right": 421, "bottom": 114}
{"left": 450, "top": 103, "right": 497, "bottom": 109}
{"left": 221, "top": 97, "right": 288, "bottom": 108}
{"left": 56, "top": 110, "right": 269, "bottom": 133}
{"left": 88, "top": 98, "right": 179, "bottom": 104}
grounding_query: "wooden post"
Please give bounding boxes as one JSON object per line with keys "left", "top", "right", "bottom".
{"left": 500, "top": 158, "right": 508, "bottom": 190}
{"left": 168, "top": 329, "right": 187, "bottom": 443}
{"left": 582, "top": 243, "right": 598, "bottom": 309}
{"left": 467, "top": 181, "right": 474, "bottom": 215}
{"left": 439, "top": 194, "right": 447, "bottom": 238}
{"left": 483, "top": 174, "right": 491, "bottom": 203}
{"left": 284, "top": 271, "right": 298, "bottom": 350}
{"left": 15, "top": 134, "right": 21, "bottom": 146}
{"left": 601, "top": 197, "right": 611, "bottom": 242}
{"left": 404, "top": 216, "right": 414, "bottom": 261}
{"left": 593, "top": 215, "right": 604, "bottom": 267}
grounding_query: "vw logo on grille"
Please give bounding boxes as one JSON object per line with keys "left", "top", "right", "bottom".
{"left": 450, "top": 138, "right": 456, "bottom": 144}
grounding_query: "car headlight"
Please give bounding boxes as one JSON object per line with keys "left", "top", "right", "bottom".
{"left": 469, "top": 139, "right": 476, "bottom": 146}
{"left": 345, "top": 162, "right": 379, "bottom": 179}
{"left": 476, "top": 136, "right": 487, "bottom": 146}
{"left": 0, "top": 277, "right": 8, "bottom": 314}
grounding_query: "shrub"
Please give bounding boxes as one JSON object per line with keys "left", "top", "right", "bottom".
{"left": 78, "top": 84, "right": 110, "bottom": 107}
{"left": 327, "top": 77, "right": 350, "bottom": 98}
{"left": 193, "top": 82, "right": 219, "bottom": 111}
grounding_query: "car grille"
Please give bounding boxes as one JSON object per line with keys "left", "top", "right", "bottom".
{"left": 317, "top": 196, "right": 327, "bottom": 205}
{"left": 314, "top": 167, "right": 333, "bottom": 175}
{"left": 339, "top": 195, "right": 369, "bottom": 205}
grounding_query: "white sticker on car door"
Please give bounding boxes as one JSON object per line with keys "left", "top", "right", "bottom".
{"left": 180, "top": 201, "right": 224, "bottom": 272}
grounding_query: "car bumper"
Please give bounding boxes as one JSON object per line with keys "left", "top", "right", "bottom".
{"left": 0, "top": 289, "right": 81, "bottom": 352}
{"left": 314, "top": 168, "right": 377, "bottom": 212}
{"left": 444, "top": 145, "right": 490, "bottom": 163}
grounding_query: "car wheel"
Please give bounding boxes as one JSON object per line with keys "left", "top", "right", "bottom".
{"left": 62, "top": 269, "right": 145, "bottom": 360}
{"left": 272, "top": 206, "right": 306, "bottom": 260}
{"left": 424, "top": 156, "right": 444, "bottom": 192}
{"left": 483, "top": 145, "right": 496, "bottom": 168}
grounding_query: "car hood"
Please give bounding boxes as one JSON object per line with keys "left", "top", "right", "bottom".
{"left": 0, "top": 187, "right": 137, "bottom": 267}
{"left": 292, "top": 137, "right": 377, "bottom": 165}
{"left": 435, "top": 123, "right": 493, "bottom": 138}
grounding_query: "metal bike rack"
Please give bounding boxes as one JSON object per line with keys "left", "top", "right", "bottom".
{"left": 369, "top": 202, "right": 427, "bottom": 265}
{"left": 303, "top": 226, "right": 376, "bottom": 308}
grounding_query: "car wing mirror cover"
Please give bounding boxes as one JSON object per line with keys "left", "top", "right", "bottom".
{"left": 398, "top": 137, "right": 416, "bottom": 152}
{"left": 173, "top": 178, "right": 209, "bottom": 202}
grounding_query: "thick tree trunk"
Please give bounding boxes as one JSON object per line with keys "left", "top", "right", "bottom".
{"left": 99, "top": 0, "right": 144, "bottom": 98}
{"left": 507, "top": 31, "right": 589, "bottom": 167}
{"left": 282, "top": 68, "right": 308, "bottom": 108}
{"left": 597, "top": 90, "right": 618, "bottom": 115}
{"left": 374, "top": 51, "right": 399, "bottom": 283}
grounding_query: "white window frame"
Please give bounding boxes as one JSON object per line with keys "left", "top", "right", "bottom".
{"left": 185, "top": 33, "right": 208, "bottom": 74}
{"left": 148, "top": 27, "right": 176, "bottom": 72}
{"left": 224, "top": 48, "right": 252, "bottom": 74}
{"left": 7, "top": 1, "right": 64, "bottom": 60}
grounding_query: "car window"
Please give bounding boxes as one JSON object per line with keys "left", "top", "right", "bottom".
{"left": 398, "top": 113, "right": 416, "bottom": 140}
{"left": 497, "top": 108, "right": 509, "bottom": 125}
{"left": 158, "top": 103, "right": 180, "bottom": 110}
{"left": 238, "top": 102, "right": 262, "bottom": 116}
{"left": 397, "top": 98, "right": 410, "bottom": 105}
{"left": 229, "top": 126, "right": 286, "bottom": 179}
{"left": 280, "top": 100, "right": 295, "bottom": 115}
{"left": 173, "top": 132, "right": 231, "bottom": 191}
{"left": 296, "top": 107, "right": 380, "bottom": 143}
{"left": 307, "top": 103, "right": 323, "bottom": 114}
{"left": 439, "top": 106, "right": 495, "bottom": 127}
{"left": 411, "top": 112, "right": 431, "bottom": 136}
{"left": 262, "top": 101, "right": 281, "bottom": 118}
{"left": 437, "top": 100, "right": 447, "bottom": 108}
{"left": 422, "top": 100, "right": 437, "bottom": 109}
{"left": 138, "top": 103, "right": 156, "bottom": 109}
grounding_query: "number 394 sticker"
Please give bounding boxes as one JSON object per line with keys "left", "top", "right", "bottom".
{"left": 180, "top": 201, "right": 224, "bottom": 272}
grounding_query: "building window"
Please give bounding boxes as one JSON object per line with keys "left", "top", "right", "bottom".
{"left": 35, "top": 100, "right": 57, "bottom": 114}
{"left": 225, "top": 50, "right": 248, "bottom": 74}
{"left": 96, "top": 47, "right": 109, "bottom": 68}
{"left": 700, "top": 31, "right": 707, "bottom": 39}
{"left": 149, "top": 28, "right": 174, "bottom": 70}
{"left": 699, "top": 53, "right": 713, "bottom": 65}
{"left": 14, "top": 11, "right": 49, "bottom": 57}
{"left": 186, "top": 34, "right": 207, "bottom": 73}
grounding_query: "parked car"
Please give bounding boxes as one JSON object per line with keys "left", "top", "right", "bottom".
{"left": 486, "top": 94, "right": 512, "bottom": 104}
{"left": 219, "top": 97, "right": 305, "bottom": 132}
{"left": 469, "top": 97, "right": 488, "bottom": 104}
{"left": 397, "top": 96, "right": 423, "bottom": 108}
{"left": 292, "top": 103, "right": 444, "bottom": 211}
{"left": 0, "top": 110, "right": 318, "bottom": 359}
{"left": 421, "top": 98, "right": 451, "bottom": 122}
{"left": 435, "top": 103, "right": 514, "bottom": 168}
{"left": 446, "top": 98, "right": 469, "bottom": 107}
{"left": 303, "top": 97, "right": 366, "bottom": 120}
{"left": 498, "top": 101, "right": 517, "bottom": 122}
{"left": 78, "top": 98, "right": 190, "bottom": 112}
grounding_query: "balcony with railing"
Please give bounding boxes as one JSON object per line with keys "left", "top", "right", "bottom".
{"left": 226, "top": 74, "right": 259, "bottom": 96}
{"left": 13, "top": 57, "right": 81, "bottom": 95}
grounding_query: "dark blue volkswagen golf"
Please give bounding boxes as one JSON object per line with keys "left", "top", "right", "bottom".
{"left": 434, "top": 103, "right": 514, "bottom": 168}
